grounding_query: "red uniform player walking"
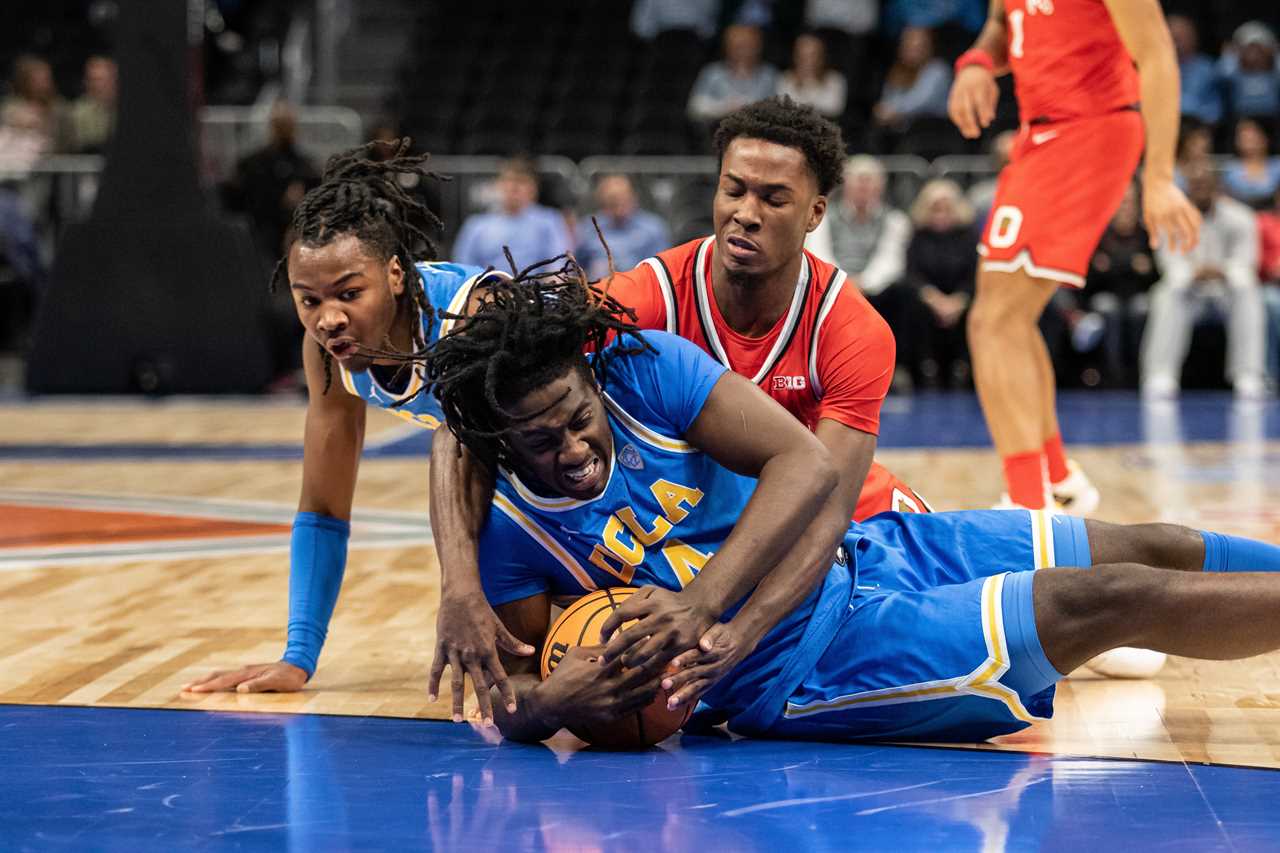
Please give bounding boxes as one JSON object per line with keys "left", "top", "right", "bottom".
{"left": 949, "top": 0, "right": 1201, "bottom": 511}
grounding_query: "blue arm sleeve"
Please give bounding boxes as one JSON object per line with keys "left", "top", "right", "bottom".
{"left": 281, "top": 512, "right": 350, "bottom": 677}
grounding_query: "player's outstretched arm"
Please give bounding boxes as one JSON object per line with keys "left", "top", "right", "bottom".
{"left": 1103, "top": 0, "right": 1202, "bottom": 253}
{"left": 948, "top": 0, "right": 1008, "bottom": 139}
{"left": 428, "top": 426, "right": 535, "bottom": 724}
{"left": 488, "top": 595, "right": 660, "bottom": 742}
{"left": 183, "top": 338, "right": 366, "bottom": 694}
{"left": 600, "top": 371, "right": 837, "bottom": 673}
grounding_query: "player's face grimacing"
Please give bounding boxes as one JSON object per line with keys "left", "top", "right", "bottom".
{"left": 287, "top": 233, "right": 406, "bottom": 372}
{"left": 713, "top": 138, "right": 825, "bottom": 281}
{"left": 501, "top": 363, "right": 613, "bottom": 501}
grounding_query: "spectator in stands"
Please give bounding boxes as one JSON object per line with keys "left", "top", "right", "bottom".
{"left": 808, "top": 155, "right": 911, "bottom": 301}
{"left": 452, "top": 157, "right": 573, "bottom": 272}
{"left": 1175, "top": 119, "right": 1214, "bottom": 190}
{"left": 687, "top": 25, "right": 780, "bottom": 126}
{"left": 0, "top": 55, "right": 67, "bottom": 166}
{"left": 1255, "top": 188, "right": 1280, "bottom": 381}
{"left": 220, "top": 101, "right": 321, "bottom": 384}
{"left": 574, "top": 174, "right": 671, "bottom": 280}
{"left": 630, "top": 0, "right": 718, "bottom": 41}
{"left": 806, "top": 0, "right": 878, "bottom": 42}
{"left": 806, "top": 155, "right": 915, "bottom": 388}
{"left": 1218, "top": 21, "right": 1280, "bottom": 121}
{"left": 1169, "top": 15, "right": 1223, "bottom": 127}
{"left": 1074, "top": 183, "right": 1159, "bottom": 387}
{"left": 804, "top": 0, "right": 878, "bottom": 133}
{"left": 66, "top": 55, "right": 116, "bottom": 154}
{"left": 222, "top": 101, "right": 320, "bottom": 262}
{"left": 777, "top": 33, "right": 847, "bottom": 119}
{"left": 966, "top": 129, "right": 1016, "bottom": 225}
{"left": 904, "top": 178, "right": 978, "bottom": 388}
{"left": 872, "top": 27, "right": 951, "bottom": 144}
{"left": 1223, "top": 118, "right": 1280, "bottom": 209}
{"left": 1141, "top": 161, "right": 1266, "bottom": 399}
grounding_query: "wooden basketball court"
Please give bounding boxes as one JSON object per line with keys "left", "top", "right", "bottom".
{"left": 4, "top": 395, "right": 1280, "bottom": 768}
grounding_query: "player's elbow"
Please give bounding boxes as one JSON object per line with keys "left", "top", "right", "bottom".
{"left": 802, "top": 444, "right": 839, "bottom": 505}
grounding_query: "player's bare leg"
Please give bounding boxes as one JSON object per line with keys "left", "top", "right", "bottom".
{"left": 1033, "top": 564, "right": 1280, "bottom": 676}
{"left": 967, "top": 266, "right": 1060, "bottom": 508}
{"left": 1048, "top": 518, "right": 1280, "bottom": 677}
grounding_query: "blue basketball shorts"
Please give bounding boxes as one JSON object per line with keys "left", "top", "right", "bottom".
{"left": 765, "top": 509, "right": 1090, "bottom": 743}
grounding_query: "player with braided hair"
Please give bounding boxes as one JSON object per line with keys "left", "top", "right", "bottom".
{"left": 421, "top": 253, "right": 1280, "bottom": 748}
{"left": 183, "top": 139, "right": 505, "bottom": 695}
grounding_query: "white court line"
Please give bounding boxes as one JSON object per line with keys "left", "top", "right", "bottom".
{"left": 0, "top": 531, "right": 433, "bottom": 572}
{"left": 0, "top": 488, "right": 429, "bottom": 528}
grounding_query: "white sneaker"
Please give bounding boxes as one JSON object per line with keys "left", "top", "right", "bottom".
{"left": 992, "top": 494, "right": 1061, "bottom": 512}
{"left": 1050, "top": 459, "right": 1100, "bottom": 515}
{"left": 1234, "top": 374, "right": 1268, "bottom": 400}
{"left": 1082, "top": 647, "right": 1167, "bottom": 679}
{"left": 1141, "top": 374, "right": 1179, "bottom": 399}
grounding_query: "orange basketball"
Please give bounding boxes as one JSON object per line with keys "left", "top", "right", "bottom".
{"left": 540, "top": 587, "right": 693, "bottom": 749}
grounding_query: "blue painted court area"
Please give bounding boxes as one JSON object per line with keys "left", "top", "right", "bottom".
{"left": 3, "top": 705, "right": 1277, "bottom": 852}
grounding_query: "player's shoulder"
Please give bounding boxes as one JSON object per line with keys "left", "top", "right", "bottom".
{"left": 806, "top": 252, "right": 874, "bottom": 317}
{"left": 805, "top": 252, "right": 893, "bottom": 346}
{"left": 600, "top": 331, "right": 721, "bottom": 398}
{"left": 602, "top": 329, "right": 709, "bottom": 373}
{"left": 652, "top": 236, "right": 709, "bottom": 275}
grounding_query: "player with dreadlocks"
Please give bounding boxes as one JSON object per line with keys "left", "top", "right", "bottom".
{"left": 183, "top": 139, "right": 506, "bottom": 695}
{"left": 423, "top": 253, "right": 1280, "bottom": 749}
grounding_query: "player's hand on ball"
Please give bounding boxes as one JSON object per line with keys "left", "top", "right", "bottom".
{"left": 546, "top": 645, "right": 660, "bottom": 727}
{"left": 181, "top": 661, "right": 308, "bottom": 694}
{"left": 429, "top": 589, "right": 535, "bottom": 724}
{"left": 662, "top": 621, "right": 760, "bottom": 710}
{"left": 599, "top": 587, "right": 717, "bottom": 675}
{"left": 1142, "top": 179, "right": 1202, "bottom": 254}
{"left": 947, "top": 66, "right": 999, "bottom": 139}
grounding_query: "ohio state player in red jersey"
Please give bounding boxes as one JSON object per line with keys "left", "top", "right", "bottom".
{"left": 426, "top": 98, "right": 928, "bottom": 724}
{"left": 603, "top": 235, "right": 929, "bottom": 520}
{"left": 949, "top": 0, "right": 1201, "bottom": 511}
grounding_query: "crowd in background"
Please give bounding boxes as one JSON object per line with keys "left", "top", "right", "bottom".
{"left": 2, "top": 0, "right": 1280, "bottom": 396}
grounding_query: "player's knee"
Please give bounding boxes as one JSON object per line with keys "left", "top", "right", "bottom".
{"left": 1086, "top": 520, "right": 1204, "bottom": 569}
{"left": 1037, "top": 564, "right": 1150, "bottom": 642}
{"left": 1127, "top": 522, "right": 1204, "bottom": 569}
{"left": 966, "top": 298, "right": 1002, "bottom": 341}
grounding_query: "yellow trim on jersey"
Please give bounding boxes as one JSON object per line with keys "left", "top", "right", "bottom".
{"left": 499, "top": 452, "right": 616, "bottom": 513}
{"left": 337, "top": 363, "right": 359, "bottom": 397}
{"left": 602, "top": 392, "right": 696, "bottom": 454}
{"left": 492, "top": 492, "right": 598, "bottom": 592}
{"left": 1029, "top": 509, "right": 1055, "bottom": 569}
{"left": 782, "top": 574, "right": 1046, "bottom": 724}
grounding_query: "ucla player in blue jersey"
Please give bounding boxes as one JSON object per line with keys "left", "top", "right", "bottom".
{"left": 182, "top": 140, "right": 520, "bottom": 696}
{"left": 420, "top": 263, "right": 1280, "bottom": 743}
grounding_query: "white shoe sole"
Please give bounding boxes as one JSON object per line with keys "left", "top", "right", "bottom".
{"left": 1082, "top": 647, "right": 1167, "bottom": 679}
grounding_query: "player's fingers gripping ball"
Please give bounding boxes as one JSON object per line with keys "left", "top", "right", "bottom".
{"left": 540, "top": 587, "right": 692, "bottom": 749}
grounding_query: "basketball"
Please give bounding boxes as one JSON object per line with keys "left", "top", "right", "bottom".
{"left": 540, "top": 587, "right": 693, "bottom": 749}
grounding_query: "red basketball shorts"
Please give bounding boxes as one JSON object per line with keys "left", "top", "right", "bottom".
{"left": 978, "top": 110, "right": 1144, "bottom": 289}
{"left": 855, "top": 462, "right": 933, "bottom": 520}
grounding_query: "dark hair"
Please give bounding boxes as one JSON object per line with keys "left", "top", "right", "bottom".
{"left": 420, "top": 252, "right": 650, "bottom": 470}
{"left": 270, "top": 138, "right": 445, "bottom": 395}
{"left": 713, "top": 95, "right": 846, "bottom": 195}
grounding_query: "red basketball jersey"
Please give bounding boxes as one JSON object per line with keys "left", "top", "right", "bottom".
{"left": 1005, "top": 0, "right": 1139, "bottom": 121}
{"left": 602, "top": 237, "right": 929, "bottom": 519}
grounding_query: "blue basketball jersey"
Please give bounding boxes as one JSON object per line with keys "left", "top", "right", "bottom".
{"left": 335, "top": 262, "right": 501, "bottom": 429}
{"left": 476, "top": 332, "right": 855, "bottom": 732}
